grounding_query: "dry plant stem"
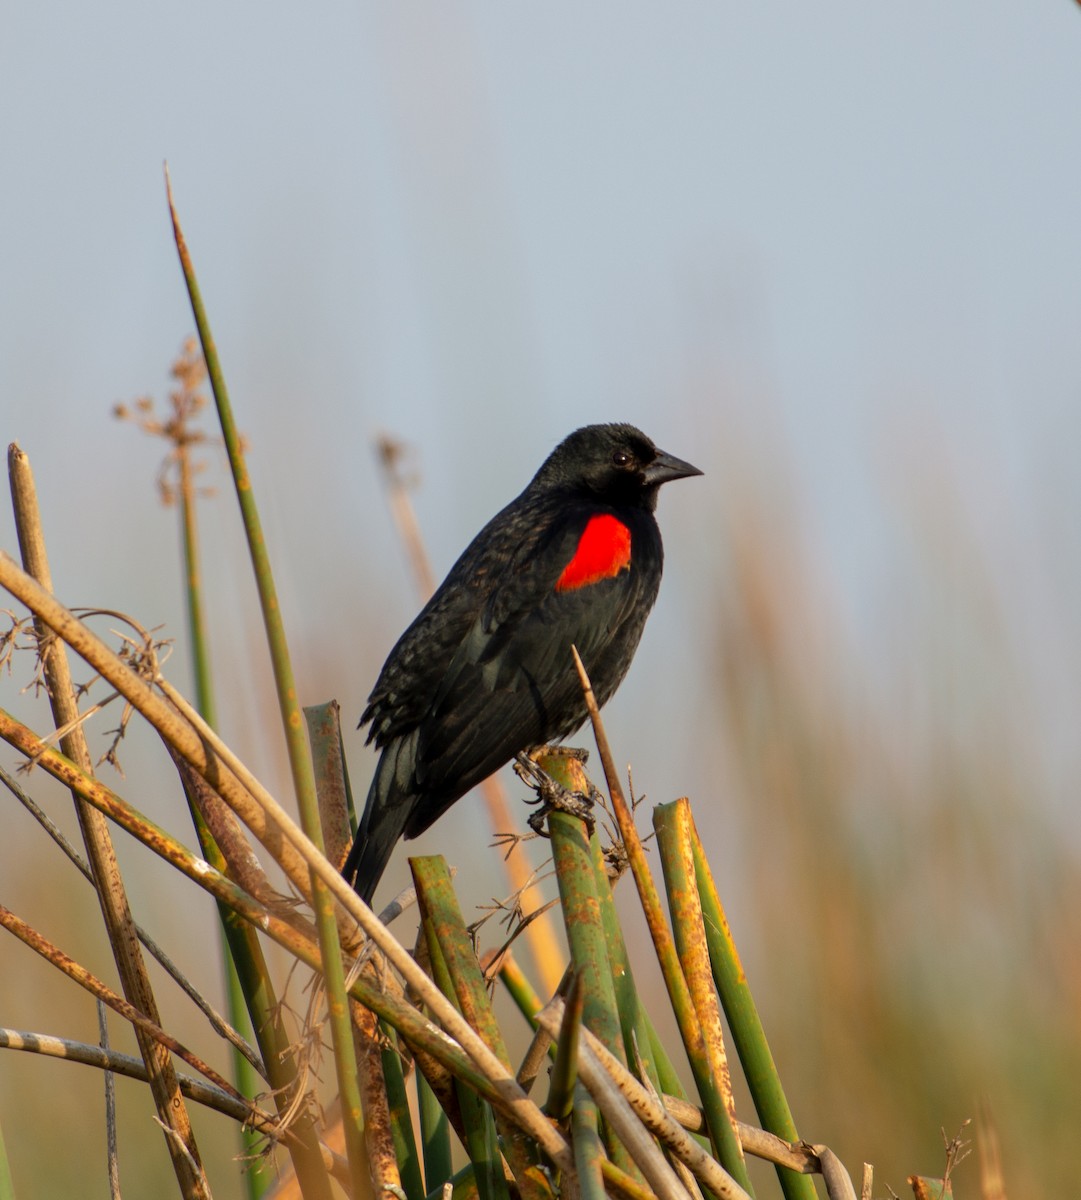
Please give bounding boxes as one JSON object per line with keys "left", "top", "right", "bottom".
{"left": 7, "top": 444, "right": 208, "bottom": 1200}
{"left": 146, "top": 675, "right": 578, "bottom": 1171}
{"left": 554, "top": 1031, "right": 698, "bottom": 1200}
{"left": 810, "top": 1147, "right": 859, "bottom": 1200}
{"left": 98, "top": 1000, "right": 120, "bottom": 1200}
{"left": 538, "top": 1000, "right": 752, "bottom": 1200}
{"left": 160, "top": 680, "right": 355, "bottom": 941}
{"left": 0, "top": 549, "right": 315, "bottom": 900}
{"left": 304, "top": 701, "right": 352, "bottom": 869}
{"left": 658, "top": 1096, "right": 819, "bottom": 1176}
{"left": 515, "top": 1023, "right": 553, "bottom": 1095}
{"left": 0, "top": 761, "right": 265, "bottom": 1076}
{"left": 0, "top": 1027, "right": 304, "bottom": 1147}
{"left": 351, "top": 999, "right": 398, "bottom": 1200}
{"left": 0, "top": 709, "right": 320, "bottom": 965}
{"left": 375, "top": 434, "right": 564, "bottom": 995}
{"left": 0, "top": 904, "right": 242, "bottom": 1101}
{"left": 0, "top": 560, "right": 572, "bottom": 1177}
{"left": 631, "top": 1056, "right": 704, "bottom": 1200}
{"left": 166, "top": 173, "right": 365, "bottom": 1199}
{"left": 0, "top": 705, "right": 570, "bottom": 1182}
{"left": 169, "top": 747, "right": 278, "bottom": 907}
{"left": 569, "top": 647, "right": 749, "bottom": 1190}
{"left": 658, "top": 803, "right": 741, "bottom": 1136}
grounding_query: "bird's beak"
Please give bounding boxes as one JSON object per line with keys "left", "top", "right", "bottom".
{"left": 643, "top": 448, "right": 704, "bottom": 486}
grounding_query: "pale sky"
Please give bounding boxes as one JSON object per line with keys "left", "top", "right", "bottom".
{"left": 3, "top": 1, "right": 1080, "bottom": 869}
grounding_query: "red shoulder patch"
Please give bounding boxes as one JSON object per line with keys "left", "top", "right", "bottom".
{"left": 556, "top": 514, "right": 632, "bottom": 592}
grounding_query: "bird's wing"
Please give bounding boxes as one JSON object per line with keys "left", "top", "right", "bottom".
{"left": 361, "top": 493, "right": 565, "bottom": 745}
{"left": 403, "top": 539, "right": 655, "bottom": 836}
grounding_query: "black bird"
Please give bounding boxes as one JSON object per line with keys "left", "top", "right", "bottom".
{"left": 343, "top": 423, "right": 701, "bottom": 904}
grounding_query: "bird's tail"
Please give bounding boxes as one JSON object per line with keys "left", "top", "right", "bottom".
{"left": 341, "top": 735, "right": 416, "bottom": 906}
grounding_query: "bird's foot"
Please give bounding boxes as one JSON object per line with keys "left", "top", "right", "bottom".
{"left": 512, "top": 743, "right": 590, "bottom": 785}
{"left": 515, "top": 749, "right": 600, "bottom": 836}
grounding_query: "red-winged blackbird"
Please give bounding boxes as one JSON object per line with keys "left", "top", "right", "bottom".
{"left": 343, "top": 423, "right": 701, "bottom": 904}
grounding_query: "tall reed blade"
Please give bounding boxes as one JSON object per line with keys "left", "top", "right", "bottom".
{"left": 166, "top": 170, "right": 365, "bottom": 1196}
{"left": 687, "top": 810, "right": 816, "bottom": 1200}
{"left": 381, "top": 1023, "right": 425, "bottom": 1200}
{"left": 545, "top": 970, "right": 585, "bottom": 1122}
{"left": 569, "top": 648, "right": 754, "bottom": 1194}
{"left": 8, "top": 444, "right": 210, "bottom": 1199}
{"left": 654, "top": 802, "right": 744, "bottom": 1152}
{"left": 412, "top": 855, "right": 553, "bottom": 1200}
{"left": 417, "top": 1063, "right": 453, "bottom": 1194}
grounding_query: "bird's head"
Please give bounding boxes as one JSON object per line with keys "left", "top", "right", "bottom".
{"left": 535, "top": 423, "right": 702, "bottom": 509}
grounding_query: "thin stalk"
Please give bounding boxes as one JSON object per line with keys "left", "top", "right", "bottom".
{"left": 547, "top": 809, "right": 626, "bottom": 1062}
{"left": 570, "top": 1081, "right": 607, "bottom": 1200}
{"left": 497, "top": 950, "right": 548, "bottom": 1025}
{"left": 545, "top": 810, "right": 643, "bottom": 1180}
{"left": 305, "top": 703, "right": 390, "bottom": 1200}
{"left": 417, "top": 1066, "right": 453, "bottom": 1194}
{"left": 653, "top": 803, "right": 744, "bottom": 1158}
{"left": 0, "top": 1027, "right": 250, "bottom": 1118}
{"left": 421, "top": 908, "right": 509, "bottom": 1200}
{"left": 0, "top": 648, "right": 577, "bottom": 1178}
{"left": 689, "top": 813, "right": 818, "bottom": 1200}
{"left": 0, "top": 904, "right": 242, "bottom": 1099}
{"left": 166, "top": 168, "right": 366, "bottom": 1196}
{"left": 569, "top": 647, "right": 753, "bottom": 1195}
{"left": 0, "top": 551, "right": 315, "bottom": 896}
{"left": 538, "top": 1000, "right": 752, "bottom": 1200}
{"left": 0, "top": 1027, "right": 346, "bottom": 1178}
{"left": 544, "top": 971, "right": 584, "bottom": 1122}
{"left": 7, "top": 443, "right": 207, "bottom": 1199}
{"left": 586, "top": 832, "right": 659, "bottom": 1093}
{"left": 304, "top": 702, "right": 353, "bottom": 868}
{"left": 380, "top": 1024, "right": 425, "bottom": 1200}
{"left": 533, "top": 751, "right": 644, "bottom": 1182}
{"left": 413, "top": 856, "right": 552, "bottom": 1200}
{"left": 97, "top": 1000, "right": 120, "bottom": 1200}
{"left": 172, "top": 758, "right": 328, "bottom": 1194}
{"left": 176, "top": 411, "right": 266, "bottom": 1199}
{"left": 0, "top": 1119, "right": 11, "bottom": 1200}
{"left": 348, "top": 1000, "right": 395, "bottom": 1200}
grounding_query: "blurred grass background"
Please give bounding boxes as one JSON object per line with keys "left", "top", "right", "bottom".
{"left": 2, "top": 4, "right": 1080, "bottom": 1197}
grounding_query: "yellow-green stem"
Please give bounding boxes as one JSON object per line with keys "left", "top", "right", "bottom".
{"left": 166, "top": 169, "right": 366, "bottom": 1195}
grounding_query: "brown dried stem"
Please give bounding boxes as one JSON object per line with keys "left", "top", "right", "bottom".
{"left": 0, "top": 904, "right": 240, "bottom": 1101}
{"left": 7, "top": 443, "right": 209, "bottom": 1199}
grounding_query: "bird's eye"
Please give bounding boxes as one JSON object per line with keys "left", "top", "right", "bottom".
{"left": 612, "top": 449, "right": 632, "bottom": 468}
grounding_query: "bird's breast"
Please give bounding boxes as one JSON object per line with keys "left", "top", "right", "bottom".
{"left": 555, "top": 513, "right": 632, "bottom": 592}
